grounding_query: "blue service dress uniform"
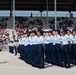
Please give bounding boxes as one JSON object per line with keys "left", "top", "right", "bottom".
{"left": 29, "top": 35, "right": 38, "bottom": 67}
{"left": 55, "top": 35, "right": 62, "bottom": 66}
{"left": 43, "top": 35, "right": 51, "bottom": 63}
{"left": 72, "top": 35, "right": 76, "bottom": 64}
{"left": 18, "top": 38, "right": 23, "bottom": 53}
{"left": 19, "top": 37, "right": 25, "bottom": 60}
{"left": 68, "top": 34, "right": 73, "bottom": 63}
{"left": 36, "top": 36, "right": 44, "bottom": 68}
{"left": 48, "top": 35, "right": 53, "bottom": 64}
{"left": 52, "top": 35, "right": 57, "bottom": 65}
{"left": 23, "top": 37, "right": 30, "bottom": 64}
{"left": 61, "top": 34, "right": 70, "bottom": 68}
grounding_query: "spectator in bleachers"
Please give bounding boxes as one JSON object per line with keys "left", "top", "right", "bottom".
{"left": 49, "top": 17, "right": 74, "bottom": 29}
{"left": 15, "top": 17, "right": 43, "bottom": 29}
{"left": 0, "top": 17, "right": 8, "bottom": 29}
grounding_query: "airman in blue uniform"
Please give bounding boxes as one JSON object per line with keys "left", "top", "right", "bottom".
{"left": 61, "top": 29, "right": 70, "bottom": 68}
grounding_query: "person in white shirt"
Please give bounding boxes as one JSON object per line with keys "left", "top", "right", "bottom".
{"left": 22, "top": 32, "right": 29, "bottom": 62}
{"left": 28, "top": 31, "right": 34, "bottom": 64}
{"left": 72, "top": 30, "right": 76, "bottom": 64}
{"left": 17, "top": 34, "right": 22, "bottom": 53}
{"left": 19, "top": 33, "right": 25, "bottom": 60}
{"left": 52, "top": 30, "right": 57, "bottom": 65}
{"left": 67, "top": 30, "right": 73, "bottom": 64}
{"left": 54, "top": 30, "right": 62, "bottom": 66}
{"left": 67, "top": 30, "right": 73, "bottom": 45}
{"left": 8, "top": 41, "right": 14, "bottom": 53}
{"left": 61, "top": 29, "right": 70, "bottom": 68}
{"left": 43, "top": 31, "right": 51, "bottom": 63}
{"left": 29, "top": 30, "right": 38, "bottom": 67}
{"left": 36, "top": 29, "right": 44, "bottom": 68}
{"left": 48, "top": 31, "right": 53, "bottom": 64}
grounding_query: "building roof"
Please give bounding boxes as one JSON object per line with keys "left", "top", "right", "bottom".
{"left": 0, "top": 0, "right": 76, "bottom": 11}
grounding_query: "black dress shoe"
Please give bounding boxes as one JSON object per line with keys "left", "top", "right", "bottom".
{"left": 66, "top": 66, "right": 71, "bottom": 68}
{"left": 15, "top": 54, "right": 17, "bottom": 56}
{"left": 61, "top": 65, "right": 65, "bottom": 67}
{"left": 0, "top": 49, "right": 2, "bottom": 51}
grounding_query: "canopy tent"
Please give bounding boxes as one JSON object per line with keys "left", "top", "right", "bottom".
{"left": 0, "top": 0, "right": 76, "bottom": 11}
{"left": 0, "top": 0, "right": 76, "bottom": 29}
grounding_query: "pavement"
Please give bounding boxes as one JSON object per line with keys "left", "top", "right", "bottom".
{"left": 0, "top": 50, "right": 76, "bottom": 75}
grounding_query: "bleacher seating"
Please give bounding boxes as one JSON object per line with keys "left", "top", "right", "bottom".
{"left": 0, "top": 17, "right": 8, "bottom": 28}
{"left": 15, "top": 17, "right": 43, "bottom": 29}
{"left": 0, "top": 17, "right": 75, "bottom": 29}
{"left": 49, "top": 17, "right": 74, "bottom": 29}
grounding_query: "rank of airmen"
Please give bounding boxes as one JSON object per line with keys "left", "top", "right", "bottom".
{"left": 8, "top": 28, "right": 76, "bottom": 69}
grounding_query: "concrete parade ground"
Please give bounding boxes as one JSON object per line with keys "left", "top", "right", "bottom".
{"left": 0, "top": 50, "right": 76, "bottom": 75}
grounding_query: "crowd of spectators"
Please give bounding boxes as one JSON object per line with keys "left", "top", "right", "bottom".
{"left": 15, "top": 17, "right": 28, "bottom": 28}
{"left": 28, "top": 18, "right": 43, "bottom": 29}
{"left": 0, "top": 17, "right": 74, "bottom": 30}
{"left": 0, "top": 17, "right": 8, "bottom": 29}
{"left": 49, "top": 17, "right": 74, "bottom": 29}
{"left": 15, "top": 17, "right": 43, "bottom": 29}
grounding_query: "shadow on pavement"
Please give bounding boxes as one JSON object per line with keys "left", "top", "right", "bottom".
{"left": 0, "top": 61, "right": 8, "bottom": 64}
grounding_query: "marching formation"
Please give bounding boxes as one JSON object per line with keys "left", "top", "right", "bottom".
{"left": 8, "top": 28, "right": 76, "bottom": 69}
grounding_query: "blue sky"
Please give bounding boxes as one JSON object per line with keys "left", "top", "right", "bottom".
{"left": 0, "top": 10, "right": 76, "bottom": 17}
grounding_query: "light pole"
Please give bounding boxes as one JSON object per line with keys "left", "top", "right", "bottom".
{"left": 54, "top": 0, "right": 57, "bottom": 29}
{"left": 46, "top": 0, "right": 48, "bottom": 28}
{"left": 13, "top": 0, "right": 15, "bottom": 29}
